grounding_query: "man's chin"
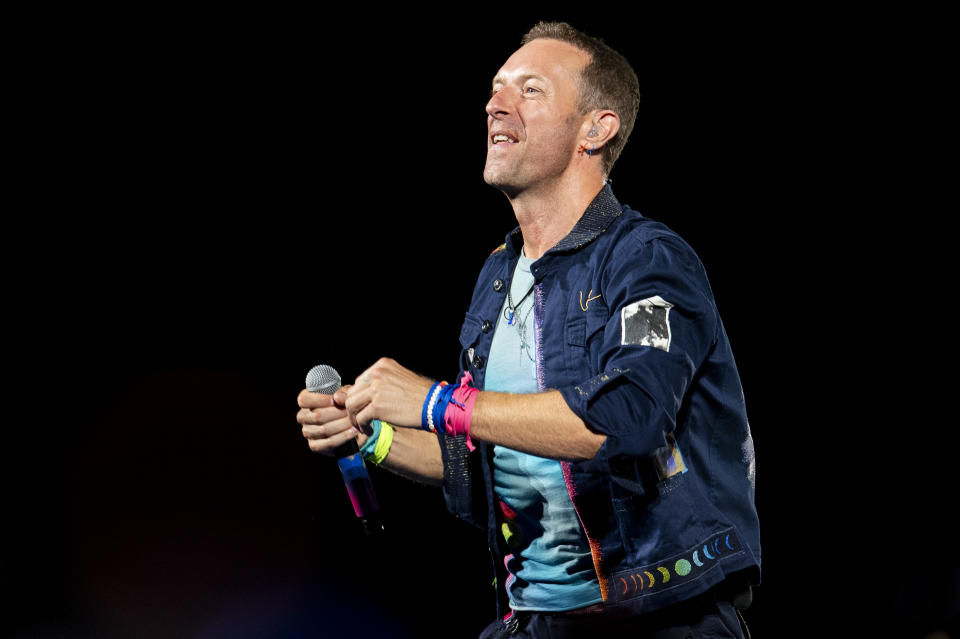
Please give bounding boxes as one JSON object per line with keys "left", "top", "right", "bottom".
{"left": 483, "top": 166, "right": 519, "bottom": 196}
{"left": 483, "top": 178, "right": 520, "bottom": 199}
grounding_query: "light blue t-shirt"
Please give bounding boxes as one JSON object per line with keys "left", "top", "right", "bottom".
{"left": 485, "top": 251, "right": 602, "bottom": 612}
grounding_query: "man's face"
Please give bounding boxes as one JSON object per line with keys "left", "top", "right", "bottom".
{"left": 483, "top": 38, "right": 590, "bottom": 196}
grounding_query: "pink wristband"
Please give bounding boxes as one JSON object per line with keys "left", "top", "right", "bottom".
{"left": 444, "top": 372, "right": 479, "bottom": 452}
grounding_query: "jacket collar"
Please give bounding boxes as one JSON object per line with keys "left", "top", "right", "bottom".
{"left": 503, "top": 183, "right": 623, "bottom": 258}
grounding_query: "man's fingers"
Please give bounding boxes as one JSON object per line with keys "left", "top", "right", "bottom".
{"left": 332, "top": 384, "right": 352, "bottom": 409}
{"left": 305, "top": 427, "right": 361, "bottom": 454}
{"left": 301, "top": 418, "right": 358, "bottom": 440}
{"left": 301, "top": 416, "right": 361, "bottom": 455}
{"left": 299, "top": 384, "right": 355, "bottom": 410}
{"left": 343, "top": 385, "right": 372, "bottom": 428}
{"left": 298, "top": 389, "right": 336, "bottom": 409}
{"left": 298, "top": 384, "right": 370, "bottom": 456}
{"left": 297, "top": 405, "right": 347, "bottom": 425}
{"left": 356, "top": 406, "right": 380, "bottom": 430}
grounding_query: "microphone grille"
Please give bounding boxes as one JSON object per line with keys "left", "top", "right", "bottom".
{"left": 305, "top": 364, "right": 342, "bottom": 394}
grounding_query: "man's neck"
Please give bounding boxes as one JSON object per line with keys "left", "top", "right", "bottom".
{"left": 508, "top": 176, "right": 606, "bottom": 260}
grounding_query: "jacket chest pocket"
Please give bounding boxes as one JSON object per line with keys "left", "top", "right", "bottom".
{"left": 564, "top": 305, "right": 608, "bottom": 373}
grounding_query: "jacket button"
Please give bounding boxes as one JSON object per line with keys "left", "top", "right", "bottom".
{"left": 481, "top": 320, "right": 492, "bottom": 333}
{"left": 473, "top": 354, "right": 485, "bottom": 369}
{"left": 493, "top": 279, "right": 504, "bottom": 292}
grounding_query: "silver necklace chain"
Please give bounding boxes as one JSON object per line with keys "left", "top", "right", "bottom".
{"left": 505, "top": 281, "right": 536, "bottom": 362}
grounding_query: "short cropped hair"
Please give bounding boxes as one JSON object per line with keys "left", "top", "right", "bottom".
{"left": 521, "top": 22, "right": 641, "bottom": 177}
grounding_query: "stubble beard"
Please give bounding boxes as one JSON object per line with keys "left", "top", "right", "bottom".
{"left": 483, "top": 131, "right": 577, "bottom": 199}
{"left": 486, "top": 110, "right": 586, "bottom": 195}
{"left": 483, "top": 152, "right": 521, "bottom": 197}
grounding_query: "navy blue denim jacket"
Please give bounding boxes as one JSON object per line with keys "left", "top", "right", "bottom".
{"left": 437, "top": 185, "right": 760, "bottom": 617}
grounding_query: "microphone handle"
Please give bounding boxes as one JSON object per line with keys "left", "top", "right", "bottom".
{"left": 334, "top": 438, "right": 361, "bottom": 458}
{"left": 334, "top": 428, "right": 385, "bottom": 537}
{"left": 306, "top": 365, "right": 384, "bottom": 536}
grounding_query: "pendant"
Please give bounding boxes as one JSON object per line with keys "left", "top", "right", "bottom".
{"left": 507, "top": 310, "right": 515, "bottom": 326}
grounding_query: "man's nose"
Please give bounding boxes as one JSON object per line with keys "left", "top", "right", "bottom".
{"left": 485, "top": 88, "right": 513, "bottom": 118}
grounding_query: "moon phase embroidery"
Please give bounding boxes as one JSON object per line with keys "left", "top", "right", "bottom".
{"left": 610, "top": 528, "right": 744, "bottom": 602}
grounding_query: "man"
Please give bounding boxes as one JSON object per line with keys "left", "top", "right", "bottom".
{"left": 298, "top": 22, "right": 760, "bottom": 638}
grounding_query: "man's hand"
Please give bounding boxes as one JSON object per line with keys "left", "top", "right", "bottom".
{"left": 344, "top": 358, "right": 434, "bottom": 430}
{"left": 298, "top": 385, "right": 366, "bottom": 455}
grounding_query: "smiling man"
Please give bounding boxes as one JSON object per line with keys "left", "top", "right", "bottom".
{"left": 299, "top": 22, "right": 760, "bottom": 638}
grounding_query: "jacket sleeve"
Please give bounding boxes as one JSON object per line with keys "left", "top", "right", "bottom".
{"left": 436, "top": 258, "right": 500, "bottom": 529}
{"left": 558, "top": 230, "right": 720, "bottom": 461}
{"left": 437, "top": 428, "right": 484, "bottom": 527}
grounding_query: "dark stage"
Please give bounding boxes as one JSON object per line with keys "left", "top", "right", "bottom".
{"left": 6, "top": 7, "right": 955, "bottom": 638}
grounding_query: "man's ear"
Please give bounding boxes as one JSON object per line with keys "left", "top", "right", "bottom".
{"left": 583, "top": 110, "right": 621, "bottom": 150}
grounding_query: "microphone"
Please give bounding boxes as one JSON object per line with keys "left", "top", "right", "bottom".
{"left": 306, "top": 364, "right": 384, "bottom": 536}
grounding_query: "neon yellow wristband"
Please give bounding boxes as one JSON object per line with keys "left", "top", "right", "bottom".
{"left": 368, "top": 421, "right": 394, "bottom": 465}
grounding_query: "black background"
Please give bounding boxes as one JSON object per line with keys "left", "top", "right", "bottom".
{"left": 6, "top": 6, "right": 955, "bottom": 639}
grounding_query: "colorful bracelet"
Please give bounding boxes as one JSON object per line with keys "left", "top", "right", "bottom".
{"left": 421, "top": 375, "right": 479, "bottom": 451}
{"left": 358, "top": 419, "right": 382, "bottom": 458}
{"left": 444, "top": 372, "right": 479, "bottom": 452}
{"left": 431, "top": 383, "right": 457, "bottom": 433}
{"left": 358, "top": 419, "right": 395, "bottom": 465}
{"left": 423, "top": 381, "right": 448, "bottom": 432}
{"left": 369, "top": 421, "right": 394, "bottom": 465}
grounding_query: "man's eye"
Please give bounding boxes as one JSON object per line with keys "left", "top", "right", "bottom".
{"left": 525, "top": 87, "right": 540, "bottom": 94}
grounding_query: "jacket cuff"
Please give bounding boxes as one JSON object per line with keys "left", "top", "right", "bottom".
{"left": 559, "top": 368, "right": 671, "bottom": 460}
{"left": 437, "top": 429, "right": 484, "bottom": 528}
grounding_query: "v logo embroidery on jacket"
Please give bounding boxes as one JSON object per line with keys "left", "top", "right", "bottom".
{"left": 579, "top": 289, "right": 602, "bottom": 311}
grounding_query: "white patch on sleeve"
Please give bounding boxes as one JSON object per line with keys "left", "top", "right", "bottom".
{"left": 621, "top": 295, "right": 673, "bottom": 350}
{"left": 742, "top": 422, "right": 757, "bottom": 499}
